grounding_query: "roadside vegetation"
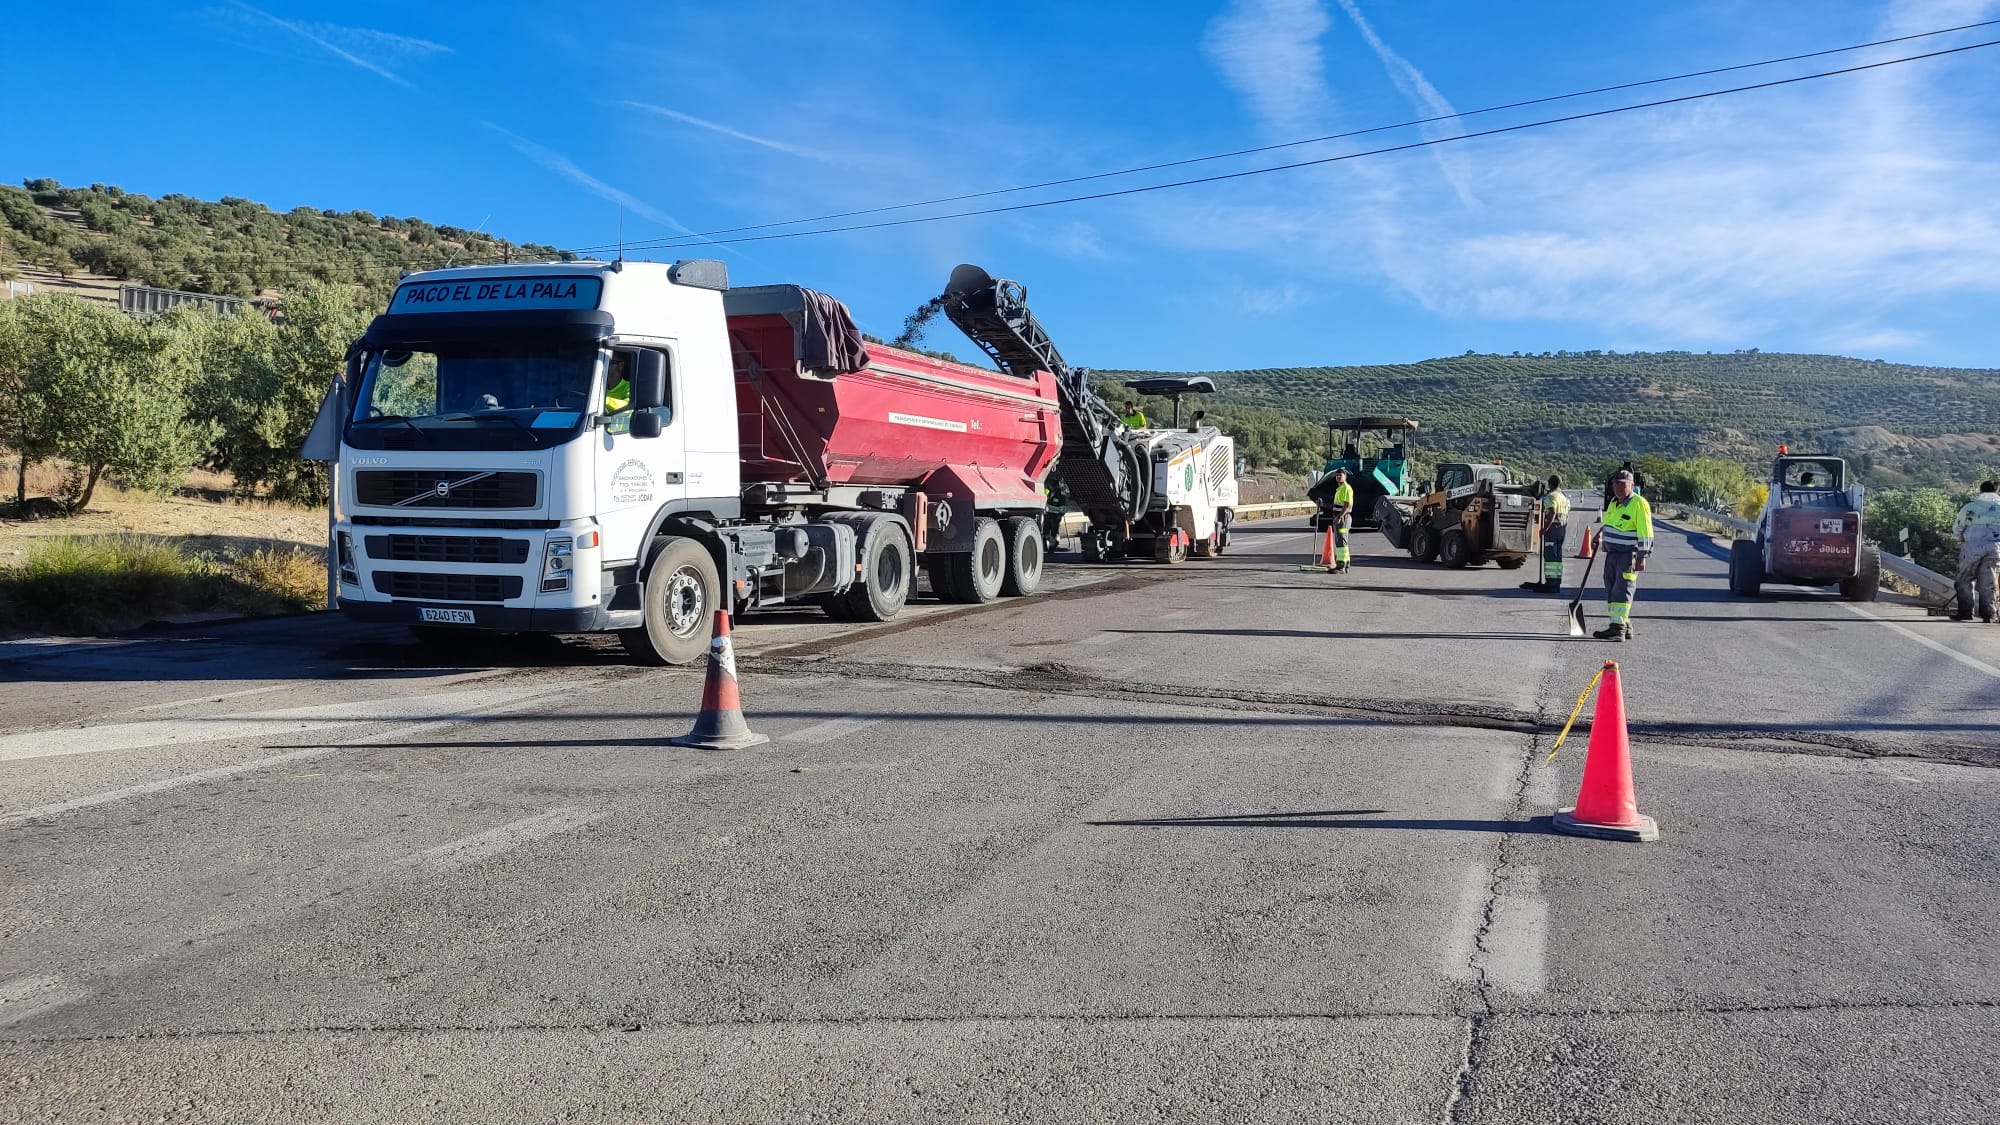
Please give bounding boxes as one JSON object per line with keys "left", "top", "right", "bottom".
{"left": 0, "top": 535, "right": 323, "bottom": 635}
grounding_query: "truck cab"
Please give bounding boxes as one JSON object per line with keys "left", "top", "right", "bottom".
{"left": 336, "top": 261, "right": 738, "bottom": 649}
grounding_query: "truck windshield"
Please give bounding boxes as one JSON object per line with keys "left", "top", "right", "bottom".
{"left": 346, "top": 342, "right": 597, "bottom": 450}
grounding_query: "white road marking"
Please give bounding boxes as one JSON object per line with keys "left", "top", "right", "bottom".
{"left": 1837, "top": 603, "right": 2000, "bottom": 680}
{"left": 0, "top": 686, "right": 579, "bottom": 826}
{"left": 1442, "top": 863, "right": 1490, "bottom": 982}
{"left": 1479, "top": 865, "right": 1548, "bottom": 996}
{"left": 781, "top": 717, "right": 884, "bottom": 745}
{"left": 0, "top": 684, "right": 557, "bottom": 763}
{"left": 396, "top": 808, "right": 603, "bottom": 876}
{"left": 0, "top": 975, "right": 88, "bottom": 1029}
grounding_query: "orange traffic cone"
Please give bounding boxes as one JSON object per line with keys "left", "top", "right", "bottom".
{"left": 1299, "top": 524, "right": 1334, "bottom": 572}
{"left": 1552, "top": 660, "right": 1659, "bottom": 842}
{"left": 1574, "top": 525, "right": 1595, "bottom": 560}
{"left": 669, "top": 611, "right": 770, "bottom": 750}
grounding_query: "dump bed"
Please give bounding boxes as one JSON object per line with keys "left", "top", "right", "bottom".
{"left": 724, "top": 285, "right": 1059, "bottom": 507}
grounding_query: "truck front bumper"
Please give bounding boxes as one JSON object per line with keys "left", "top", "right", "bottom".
{"left": 337, "top": 598, "right": 633, "bottom": 633}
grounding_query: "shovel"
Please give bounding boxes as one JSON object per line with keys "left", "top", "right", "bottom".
{"left": 1565, "top": 536, "right": 1601, "bottom": 637}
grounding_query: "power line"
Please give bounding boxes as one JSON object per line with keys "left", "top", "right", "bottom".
{"left": 599, "top": 37, "right": 2000, "bottom": 252}
{"left": 572, "top": 18, "right": 2000, "bottom": 254}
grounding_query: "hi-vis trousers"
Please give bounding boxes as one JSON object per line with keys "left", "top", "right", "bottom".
{"left": 1333, "top": 513, "right": 1352, "bottom": 566}
{"left": 1603, "top": 546, "right": 1639, "bottom": 625}
{"left": 1542, "top": 520, "right": 1567, "bottom": 586}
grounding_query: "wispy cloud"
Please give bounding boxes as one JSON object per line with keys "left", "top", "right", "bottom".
{"left": 620, "top": 101, "right": 831, "bottom": 161}
{"left": 224, "top": 1, "right": 413, "bottom": 87}
{"left": 482, "top": 123, "right": 692, "bottom": 235}
{"left": 1203, "top": 0, "right": 1335, "bottom": 134}
{"left": 303, "top": 23, "right": 451, "bottom": 59}
{"left": 1330, "top": 0, "right": 1478, "bottom": 207}
{"left": 1183, "top": 0, "right": 2000, "bottom": 354}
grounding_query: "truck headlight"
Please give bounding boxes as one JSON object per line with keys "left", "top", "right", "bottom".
{"left": 542, "top": 538, "right": 573, "bottom": 592}
{"left": 337, "top": 531, "right": 358, "bottom": 585}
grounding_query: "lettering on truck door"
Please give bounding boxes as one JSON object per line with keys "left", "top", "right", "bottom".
{"left": 598, "top": 344, "right": 686, "bottom": 561}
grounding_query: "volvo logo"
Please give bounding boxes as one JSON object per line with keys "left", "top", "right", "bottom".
{"left": 434, "top": 479, "right": 452, "bottom": 498}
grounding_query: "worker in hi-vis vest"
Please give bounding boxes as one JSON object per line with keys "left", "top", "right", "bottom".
{"left": 1308, "top": 468, "right": 1355, "bottom": 574}
{"left": 1593, "top": 469, "right": 1654, "bottom": 641}
{"left": 1121, "top": 402, "right": 1149, "bottom": 428}
{"left": 1523, "top": 474, "right": 1570, "bottom": 593}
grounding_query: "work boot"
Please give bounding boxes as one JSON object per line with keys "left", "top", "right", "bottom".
{"left": 1623, "top": 624, "right": 1635, "bottom": 640}
{"left": 1519, "top": 580, "right": 1544, "bottom": 592}
{"left": 1982, "top": 610, "right": 1996, "bottom": 624}
{"left": 1593, "top": 624, "right": 1625, "bottom": 641}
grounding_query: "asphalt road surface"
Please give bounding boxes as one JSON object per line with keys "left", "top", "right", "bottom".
{"left": 5, "top": 502, "right": 1997, "bottom": 1123}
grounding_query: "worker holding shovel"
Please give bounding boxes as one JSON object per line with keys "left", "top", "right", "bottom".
{"left": 1593, "top": 469, "right": 1654, "bottom": 641}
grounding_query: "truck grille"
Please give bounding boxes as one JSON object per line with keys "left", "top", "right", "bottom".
{"left": 371, "top": 571, "right": 523, "bottom": 602}
{"left": 363, "top": 535, "right": 531, "bottom": 565}
{"left": 354, "top": 470, "right": 538, "bottom": 510}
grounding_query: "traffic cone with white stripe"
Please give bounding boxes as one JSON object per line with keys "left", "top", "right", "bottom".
{"left": 670, "top": 611, "right": 770, "bottom": 750}
{"left": 1552, "top": 660, "right": 1658, "bottom": 842}
{"left": 1300, "top": 524, "right": 1335, "bottom": 572}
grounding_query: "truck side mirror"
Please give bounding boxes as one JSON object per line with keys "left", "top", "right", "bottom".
{"left": 630, "top": 411, "right": 664, "bottom": 439}
{"left": 632, "top": 350, "right": 668, "bottom": 410}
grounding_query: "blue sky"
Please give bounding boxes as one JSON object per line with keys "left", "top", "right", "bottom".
{"left": 5, "top": 1, "right": 1997, "bottom": 369}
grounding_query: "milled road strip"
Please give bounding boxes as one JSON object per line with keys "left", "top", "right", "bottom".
{"left": 0, "top": 684, "right": 591, "bottom": 826}
{"left": 395, "top": 808, "right": 605, "bottom": 876}
{"left": 1476, "top": 866, "right": 1548, "bottom": 997}
{"left": 0, "top": 684, "right": 564, "bottom": 763}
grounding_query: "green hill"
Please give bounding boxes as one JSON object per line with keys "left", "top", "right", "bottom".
{"left": 1108, "top": 351, "right": 2000, "bottom": 487}
{"left": 0, "top": 178, "right": 564, "bottom": 302}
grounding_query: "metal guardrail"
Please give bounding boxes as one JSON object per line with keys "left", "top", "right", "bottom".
{"left": 1670, "top": 506, "right": 1954, "bottom": 604}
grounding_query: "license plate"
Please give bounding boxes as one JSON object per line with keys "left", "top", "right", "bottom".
{"left": 418, "top": 607, "right": 475, "bottom": 624}
{"left": 1818, "top": 518, "right": 1844, "bottom": 534}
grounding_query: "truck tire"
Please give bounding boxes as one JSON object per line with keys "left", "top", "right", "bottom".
{"left": 1001, "top": 516, "right": 1043, "bottom": 596}
{"left": 1495, "top": 556, "right": 1527, "bottom": 570}
{"left": 1440, "top": 530, "right": 1472, "bottom": 568}
{"left": 1216, "top": 509, "right": 1232, "bottom": 555}
{"left": 945, "top": 517, "right": 1007, "bottom": 603}
{"left": 620, "top": 536, "right": 720, "bottom": 665}
{"left": 1728, "top": 538, "right": 1763, "bottom": 597}
{"left": 1082, "top": 532, "right": 1108, "bottom": 563}
{"left": 1410, "top": 523, "right": 1440, "bottom": 563}
{"left": 1152, "top": 529, "right": 1188, "bottom": 564}
{"left": 830, "top": 518, "right": 913, "bottom": 621}
{"left": 1840, "top": 544, "right": 1881, "bottom": 602}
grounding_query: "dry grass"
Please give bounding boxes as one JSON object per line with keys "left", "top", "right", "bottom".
{"left": 0, "top": 534, "right": 330, "bottom": 637}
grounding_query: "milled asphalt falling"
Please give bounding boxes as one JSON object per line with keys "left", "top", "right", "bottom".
{"left": 2, "top": 505, "right": 1996, "bottom": 1123}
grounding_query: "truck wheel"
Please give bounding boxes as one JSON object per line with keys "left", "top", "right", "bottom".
{"left": 1082, "top": 532, "right": 1108, "bottom": 563}
{"left": 945, "top": 517, "right": 1007, "bottom": 603}
{"left": 620, "top": 536, "right": 719, "bottom": 665}
{"left": 1410, "top": 524, "right": 1439, "bottom": 563}
{"left": 1495, "top": 557, "right": 1526, "bottom": 570}
{"left": 1216, "top": 510, "right": 1232, "bottom": 555}
{"left": 836, "top": 520, "right": 913, "bottom": 621}
{"left": 1728, "top": 539, "right": 1763, "bottom": 597}
{"left": 1440, "top": 530, "right": 1472, "bottom": 568}
{"left": 1001, "top": 516, "right": 1043, "bottom": 596}
{"left": 1840, "top": 545, "right": 1881, "bottom": 602}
